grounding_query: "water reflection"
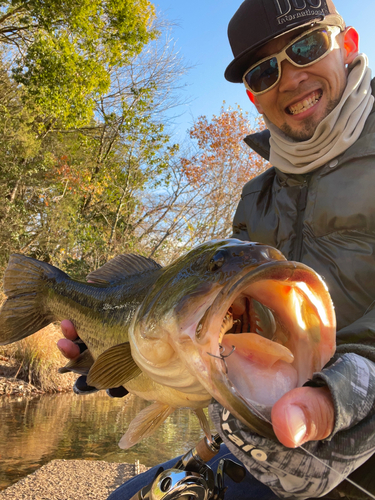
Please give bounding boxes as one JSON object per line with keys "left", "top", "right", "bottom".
{"left": 0, "top": 392, "right": 207, "bottom": 490}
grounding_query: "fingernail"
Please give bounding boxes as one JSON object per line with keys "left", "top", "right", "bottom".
{"left": 285, "top": 405, "right": 307, "bottom": 446}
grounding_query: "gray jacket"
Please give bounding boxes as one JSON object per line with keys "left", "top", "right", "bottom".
{"left": 210, "top": 86, "right": 375, "bottom": 499}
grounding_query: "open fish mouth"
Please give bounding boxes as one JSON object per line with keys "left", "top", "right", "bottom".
{"left": 194, "top": 260, "right": 336, "bottom": 438}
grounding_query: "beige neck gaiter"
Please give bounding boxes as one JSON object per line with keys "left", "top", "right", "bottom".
{"left": 264, "top": 54, "right": 374, "bottom": 175}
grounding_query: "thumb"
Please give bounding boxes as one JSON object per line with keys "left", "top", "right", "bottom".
{"left": 271, "top": 386, "right": 335, "bottom": 448}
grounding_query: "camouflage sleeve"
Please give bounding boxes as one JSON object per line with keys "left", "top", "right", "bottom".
{"left": 209, "top": 353, "right": 375, "bottom": 499}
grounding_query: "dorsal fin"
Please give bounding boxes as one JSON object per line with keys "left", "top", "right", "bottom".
{"left": 118, "top": 402, "right": 176, "bottom": 449}
{"left": 86, "top": 342, "right": 141, "bottom": 389}
{"left": 86, "top": 254, "right": 162, "bottom": 285}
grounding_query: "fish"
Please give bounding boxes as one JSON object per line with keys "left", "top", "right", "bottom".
{"left": 0, "top": 239, "right": 336, "bottom": 448}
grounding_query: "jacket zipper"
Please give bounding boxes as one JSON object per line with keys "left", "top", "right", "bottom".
{"left": 293, "top": 182, "right": 308, "bottom": 262}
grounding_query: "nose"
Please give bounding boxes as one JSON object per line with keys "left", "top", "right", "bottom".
{"left": 278, "top": 60, "right": 309, "bottom": 92}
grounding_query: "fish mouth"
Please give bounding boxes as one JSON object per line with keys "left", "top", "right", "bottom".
{"left": 195, "top": 260, "right": 336, "bottom": 438}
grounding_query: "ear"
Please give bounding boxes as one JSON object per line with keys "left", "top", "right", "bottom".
{"left": 343, "top": 27, "right": 359, "bottom": 65}
{"left": 246, "top": 89, "right": 264, "bottom": 114}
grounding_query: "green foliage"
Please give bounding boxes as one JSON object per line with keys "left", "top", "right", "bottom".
{"left": 1, "top": 0, "right": 157, "bottom": 126}
{"left": 0, "top": 23, "right": 185, "bottom": 277}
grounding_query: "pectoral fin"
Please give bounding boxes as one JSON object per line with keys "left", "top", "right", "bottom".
{"left": 58, "top": 349, "right": 95, "bottom": 375}
{"left": 119, "top": 402, "right": 175, "bottom": 449}
{"left": 86, "top": 342, "right": 141, "bottom": 390}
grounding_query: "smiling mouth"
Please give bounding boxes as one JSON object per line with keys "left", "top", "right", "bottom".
{"left": 287, "top": 90, "right": 323, "bottom": 115}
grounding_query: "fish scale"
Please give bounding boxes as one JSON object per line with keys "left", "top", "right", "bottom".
{"left": 0, "top": 239, "right": 336, "bottom": 449}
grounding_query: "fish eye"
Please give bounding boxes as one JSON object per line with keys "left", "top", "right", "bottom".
{"left": 209, "top": 250, "right": 226, "bottom": 272}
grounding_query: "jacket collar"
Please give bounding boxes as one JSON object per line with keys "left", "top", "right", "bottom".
{"left": 244, "top": 77, "right": 375, "bottom": 162}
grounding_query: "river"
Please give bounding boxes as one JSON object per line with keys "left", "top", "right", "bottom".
{"left": 0, "top": 391, "right": 206, "bottom": 491}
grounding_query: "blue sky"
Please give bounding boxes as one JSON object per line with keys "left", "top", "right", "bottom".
{"left": 154, "top": 0, "right": 375, "bottom": 138}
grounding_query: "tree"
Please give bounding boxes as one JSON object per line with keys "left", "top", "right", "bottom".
{"left": 120, "top": 105, "right": 270, "bottom": 263}
{"left": 177, "top": 104, "right": 270, "bottom": 243}
{"left": 0, "top": 60, "right": 53, "bottom": 271}
{"left": 0, "top": 25, "right": 189, "bottom": 277}
{"left": 0, "top": 0, "right": 157, "bottom": 127}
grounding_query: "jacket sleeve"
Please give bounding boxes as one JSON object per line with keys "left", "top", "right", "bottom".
{"left": 317, "top": 308, "right": 375, "bottom": 437}
{"left": 210, "top": 351, "right": 375, "bottom": 499}
{"left": 231, "top": 196, "right": 252, "bottom": 241}
{"left": 209, "top": 347, "right": 375, "bottom": 499}
{"left": 336, "top": 304, "right": 375, "bottom": 348}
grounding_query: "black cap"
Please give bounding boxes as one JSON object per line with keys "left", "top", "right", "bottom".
{"left": 225, "top": 0, "right": 343, "bottom": 83}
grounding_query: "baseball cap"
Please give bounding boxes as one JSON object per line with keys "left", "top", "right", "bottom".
{"left": 225, "top": 0, "right": 345, "bottom": 83}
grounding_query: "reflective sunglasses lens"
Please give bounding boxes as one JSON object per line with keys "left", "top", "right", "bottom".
{"left": 286, "top": 29, "right": 331, "bottom": 65}
{"left": 245, "top": 57, "right": 279, "bottom": 93}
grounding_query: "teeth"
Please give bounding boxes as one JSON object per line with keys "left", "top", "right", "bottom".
{"left": 289, "top": 92, "right": 322, "bottom": 115}
{"left": 219, "top": 312, "right": 235, "bottom": 340}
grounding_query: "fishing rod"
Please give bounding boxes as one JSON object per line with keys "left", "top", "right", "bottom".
{"left": 130, "top": 418, "right": 375, "bottom": 500}
{"left": 129, "top": 433, "right": 246, "bottom": 500}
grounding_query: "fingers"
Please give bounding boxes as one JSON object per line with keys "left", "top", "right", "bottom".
{"left": 271, "top": 386, "right": 335, "bottom": 448}
{"left": 57, "top": 338, "right": 81, "bottom": 359}
{"left": 58, "top": 320, "right": 80, "bottom": 359}
{"left": 60, "top": 320, "right": 78, "bottom": 340}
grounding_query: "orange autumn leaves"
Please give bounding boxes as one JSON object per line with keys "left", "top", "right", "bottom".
{"left": 182, "top": 104, "right": 269, "bottom": 187}
{"left": 178, "top": 104, "right": 270, "bottom": 241}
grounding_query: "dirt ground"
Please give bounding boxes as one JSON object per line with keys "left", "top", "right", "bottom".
{"left": 0, "top": 459, "right": 149, "bottom": 500}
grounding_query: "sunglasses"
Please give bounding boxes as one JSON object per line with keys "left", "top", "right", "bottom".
{"left": 243, "top": 25, "right": 342, "bottom": 95}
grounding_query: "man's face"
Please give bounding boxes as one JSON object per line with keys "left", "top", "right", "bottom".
{"left": 251, "top": 27, "right": 352, "bottom": 141}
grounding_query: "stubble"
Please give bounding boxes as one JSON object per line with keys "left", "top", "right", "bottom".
{"left": 276, "top": 96, "right": 342, "bottom": 142}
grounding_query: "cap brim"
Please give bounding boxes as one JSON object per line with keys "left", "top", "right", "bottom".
{"left": 225, "top": 14, "right": 344, "bottom": 83}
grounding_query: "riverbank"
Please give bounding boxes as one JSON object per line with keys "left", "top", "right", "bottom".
{"left": 0, "top": 323, "right": 77, "bottom": 396}
{"left": 0, "top": 459, "right": 149, "bottom": 500}
{"left": 0, "top": 353, "right": 74, "bottom": 396}
{"left": 0, "top": 353, "right": 45, "bottom": 396}
{"left": 0, "top": 375, "right": 43, "bottom": 396}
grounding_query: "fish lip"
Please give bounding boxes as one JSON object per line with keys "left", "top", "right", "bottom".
{"left": 207, "top": 354, "right": 276, "bottom": 438}
{"left": 194, "top": 259, "right": 336, "bottom": 430}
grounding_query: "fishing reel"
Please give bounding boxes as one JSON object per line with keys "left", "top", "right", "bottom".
{"left": 131, "top": 434, "right": 246, "bottom": 500}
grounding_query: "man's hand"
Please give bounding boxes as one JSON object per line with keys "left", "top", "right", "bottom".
{"left": 57, "top": 320, "right": 81, "bottom": 359}
{"left": 271, "top": 386, "right": 335, "bottom": 448}
{"left": 58, "top": 320, "right": 129, "bottom": 397}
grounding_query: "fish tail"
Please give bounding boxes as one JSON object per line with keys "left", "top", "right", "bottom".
{"left": 0, "top": 254, "right": 67, "bottom": 345}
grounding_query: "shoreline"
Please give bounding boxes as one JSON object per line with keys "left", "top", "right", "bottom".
{"left": 0, "top": 345, "right": 76, "bottom": 397}
{"left": 0, "top": 459, "right": 149, "bottom": 500}
{"left": 0, "top": 375, "right": 150, "bottom": 499}
{"left": 0, "top": 375, "right": 44, "bottom": 397}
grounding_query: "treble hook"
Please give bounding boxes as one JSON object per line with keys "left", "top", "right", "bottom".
{"left": 207, "top": 344, "right": 236, "bottom": 374}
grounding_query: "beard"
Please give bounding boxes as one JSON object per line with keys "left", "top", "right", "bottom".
{"left": 277, "top": 95, "right": 342, "bottom": 142}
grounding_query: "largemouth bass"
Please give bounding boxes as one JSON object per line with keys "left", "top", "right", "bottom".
{"left": 0, "top": 239, "right": 336, "bottom": 448}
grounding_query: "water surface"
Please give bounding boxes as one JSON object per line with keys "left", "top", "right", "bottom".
{"left": 0, "top": 392, "right": 206, "bottom": 490}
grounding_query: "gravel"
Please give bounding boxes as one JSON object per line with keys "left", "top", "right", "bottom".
{"left": 0, "top": 353, "right": 150, "bottom": 499}
{"left": 0, "top": 460, "right": 149, "bottom": 500}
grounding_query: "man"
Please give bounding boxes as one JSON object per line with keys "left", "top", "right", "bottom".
{"left": 58, "top": 0, "right": 375, "bottom": 498}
